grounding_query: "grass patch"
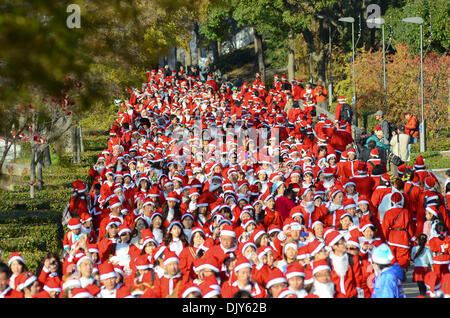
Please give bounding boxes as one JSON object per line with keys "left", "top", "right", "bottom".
{"left": 409, "top": 151, "right": 450, "bottom": 170}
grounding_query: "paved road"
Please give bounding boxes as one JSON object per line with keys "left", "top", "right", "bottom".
{"left": 403, "top": 266, "right": 421, "bottom": 298}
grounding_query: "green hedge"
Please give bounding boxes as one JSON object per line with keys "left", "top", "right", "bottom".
{"left": 0, "top": 211, "right": 64, "bottom": 272}
{"left": 83, "top": 135, "right": 109, "bottom": 151}
{"left": 0, "top": 133, "right": 107, "bottom": 273}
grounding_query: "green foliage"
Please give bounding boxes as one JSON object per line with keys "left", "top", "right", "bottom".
{"left": 200, "top": 5, "right": 234, "bottom": 43}
{"left": 333, "top": 43, "right": 449, "bottom": 136}
{"left": 385, "top": 0, "right": 449, "bottom": 54}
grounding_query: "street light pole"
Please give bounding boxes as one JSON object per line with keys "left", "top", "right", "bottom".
{"left": 367, "top": 17, "right": 387, "bottom": 106}
{"left": 419, "top": 22, "right": 425, "bottom": 152}
{"left": 382, "top": 23, "right": 386, "bottom": 106}
{"left": 339, "top": 17, "right": 356, "bottom": 134}
{"left": 318, "top": 15, "right": 333, "bottom": 111}
{"left": 402, "top": 17, "right": 426, "bottom": 152}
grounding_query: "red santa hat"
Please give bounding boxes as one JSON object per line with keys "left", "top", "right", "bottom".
{"left": 311, "top": 258, "right": 331, "bottom": 275}
{"left": 163, "top": 250, "right": 179, "bottom": 266}
{"left": 16, "top": 272, "right": 37, "bottom": 291}
{"left": 152, "top": 245, "right": 167, "bottom": 262}
{"left": 265, "top": 268, "right": 287, "bottom": 289}
{"left": 67, "top": 218, "right": 82, "bottom": 230}
{"left": 234, "top": 255, "right": 252, "bottom": 273}
{"left": 98, "top": 262, "right": 117, "bottom": 281}
{"left": 71, "top": 287, "right": 93, "bottom": 298}
{"left": 425, "top": 205, "right": 439, "bottom": 217}
{"left": 267, "top": 224, "right": 282, "bottom": 236}
{"left": 390, "top": 191, "right": 404, "bottom": 208}
{"left": 181, "top": 283, "right": 202, "bottom": 298}
{"left": 414, "top": 155, "right": 425, "bottom": 169}
{"left": 166, "top": 191, "right": 181, "bottom": 203}
{"left": 424, "top": 176, "right": 436, "bottom": 189}
{"left": 75, "top": 253, "right": 93, "bottom": 268}
{"left": 109, "top": 195, "right": 122, "bottom": 209}
{"left": 370, "top": 148, "right": 379, "bottom": 158}
{"left": 347, "top": 236, "right": 361, "bottom": 250}
{"left": 194, "top": 255, "right": 220, "bottom": 273}
{"left": 105, "top": 218, "right": 121, "bottom": 232}
{"left": 285, "top": 263, "right": 305, "bottom": 279}
{"left": 118, "top": 224, "right": 131, "bottom": 237}
{"left": 343, "top": 198, "right": 357, "bottom": 210}
{"left": 325, "top": 230, "right": 344, "bottom": 248}
{"left": 220, "top": 224, "right": 236, "bottom": 238}
{"left": 259, "top": 190, "right": 274, "bottom": 204}
{"left": 357, "top": 162, "right": 368, "bottom": 174}
{"left": 359, "top": 220, "right": 375, "bottom": 233}
{"left": 357, "top": 195, "right": 370, "bottom": 206}
{"left": 307, "top": 240, "right": 325, "bottom": 257}
{"left": 278, "top": 288, "right": 298, "bottom": 298}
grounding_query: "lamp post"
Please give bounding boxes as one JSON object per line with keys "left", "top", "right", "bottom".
{"left": 318, "top": 15, "right": 333, "bottom": 111}
{"left": 367, "top": 17, "right": 386, "bottom": 107}
{"left": 339, "top": 17, "right": 356, "bottom": 133}
{"left": 402, "top": 17, "right": 426, "bottom": 152}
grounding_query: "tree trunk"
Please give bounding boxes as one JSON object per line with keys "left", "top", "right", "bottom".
{"left": 30, "top": 147, "right": 36, "bottom": 199}
{"left": 211, "top": 41, "right": 219, "bottom": 63}
{"left": 79, "top": 125, "right": 84, "bottom": 153}
{"left": 185, "top": 44, "right": 192, "bottom": 68}
{"left": 316, "top": 52, "right": 327, "bottom": 83}
{"left": 194, "top": 23, "right": 201, "bottom": 65}
{"left": 253, "top": 27, "right": 259, "bottom": 54}
{"left": 217, "top": 41, "right": 221, "bottom": 57}
{"left": 254, "top": 29, "right": 265, "bottom": 82}
{"left": 287, "top": 32, "right": 295, "bottom": 81}
{"left": 72, "top": 125, "right": 78, "bottom": 164}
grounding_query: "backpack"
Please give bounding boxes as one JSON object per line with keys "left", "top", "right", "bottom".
{"left": 340, "top": 103, "right": 353, "bottom": 122}
{"left": 385, "top": 120, "right": 395, "bottom": 141}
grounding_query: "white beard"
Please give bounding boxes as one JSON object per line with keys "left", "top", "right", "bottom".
{"left": 304, "top": 201, "right": 315, "bottom": 213}
{"left": 330, "top": 253, "right": 349, "bottom": 277}
{"left": 118, "top": 194, "right": 125, "bottom": 203}
{"left": 312, "top": 281, "right": 335, "bottom": 298}
{"left": 189, "top": 201, "right": 197, "bottom": 211}
{"left": 197, "top": 174, "right": 205, "bottom": 183}
{"left": 167, "top": 208, "right": 175, "bottom": 222}
{"left": 323, "top": 179, "right": 335, "bottom": 189}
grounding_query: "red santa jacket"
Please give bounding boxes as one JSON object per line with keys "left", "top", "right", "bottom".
{"left": 153, "top": 273, "right": 183, "bottom": 298}
{"left": 381, "top": 207, "right": 415, "bottom": 250}
{"left": 99, "top": 181, "right": 115, "bottom": 206}
{"left": 262, "top": 207, "right": 283, "bottom": 230}
{"left": 371, "top": 185, "right": 392, "bottom": 209}
{"left": 428, "top": 235, "right": 450, "bottom": 266}
{"left": 220, "top": 278, "right": 267, "bottom": 298}
{"left": 329, "top": 254, "right": 358, "bottom": 298}
{"left": 0, "top": 286, "right": 24, "bottom": 298}
{"left": 329, "top": 128, "right": 353, "bottom": 153}
{"left": 351, "top": 175, "right": 375, "bottom": 199}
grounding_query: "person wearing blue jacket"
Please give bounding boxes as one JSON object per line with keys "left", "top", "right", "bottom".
{"left": 371, "top": 243, "right": 407, "bottom": 298}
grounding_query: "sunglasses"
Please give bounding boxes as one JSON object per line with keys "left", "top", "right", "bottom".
{"left": 50, "top": 260, "right": 58, "bottom": 266}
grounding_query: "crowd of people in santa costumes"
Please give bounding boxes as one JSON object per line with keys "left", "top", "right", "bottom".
{"left": 1, "top": 67, "right": 450, "bottom": 299}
